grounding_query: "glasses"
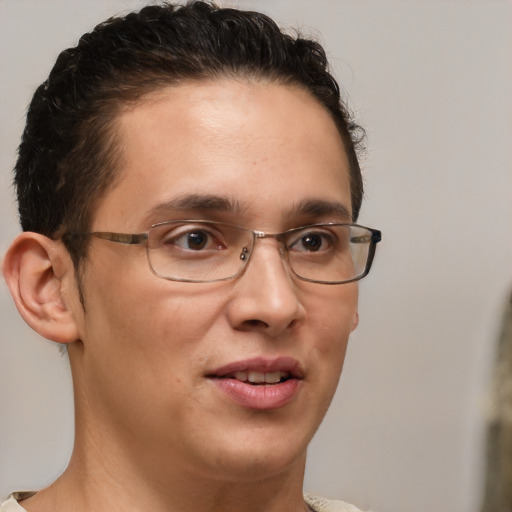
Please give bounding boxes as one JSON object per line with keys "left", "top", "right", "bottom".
{"left": 71, "top": 220, "right": 381, "bottom": 284}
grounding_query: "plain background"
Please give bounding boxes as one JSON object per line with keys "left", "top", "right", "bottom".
{"left": 1, "top": 1, "right": 511, "bottom": 511}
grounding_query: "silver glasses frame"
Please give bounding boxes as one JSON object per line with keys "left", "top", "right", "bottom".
{"left": 69, "top": 220, "right": 381, "bottom": 284}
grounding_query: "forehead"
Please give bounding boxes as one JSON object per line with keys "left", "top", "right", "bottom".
{"left": 93, "top": 79, "right": 351, "bottom": 230}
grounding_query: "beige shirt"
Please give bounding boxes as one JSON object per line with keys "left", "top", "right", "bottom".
{"left": 1, "top": 491, "right": 365, "bottom": 512}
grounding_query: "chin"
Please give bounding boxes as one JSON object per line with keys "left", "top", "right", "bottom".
{"left": 193, "top": 421, "right": 311, "bottom": 482}
{"left": 209, "top": 445, "right": 307, "bottom": 483}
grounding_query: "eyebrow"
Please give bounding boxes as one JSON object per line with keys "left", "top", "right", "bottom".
{"left": 143, "top": 194, "right": 351, "bottom": 226}
{"left": 289, "top": 199, "right": 352, "bottom": 221}
{"left": 143, "top": 193, "right": 241, "bottom": 223}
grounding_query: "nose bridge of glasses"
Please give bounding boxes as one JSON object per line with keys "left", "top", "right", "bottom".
{"left": 244, "top": 230, "right": 289, "bottom": 264}
{"left": 256, "top": 230, "right": 290, "bottom": 256}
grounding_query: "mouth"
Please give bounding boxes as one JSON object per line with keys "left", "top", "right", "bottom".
{"left": 224, "top": 370, "right": 292, "bottom": 385}
{"left": 207, "top": 357, "right": 304, "bottom": 410}
{"left": 208, "top": 356, "right": 304, "bottom": 383}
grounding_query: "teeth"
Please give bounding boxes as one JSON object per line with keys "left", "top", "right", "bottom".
{"left": 247, "top": 371, "right": 265, "bottom": 383}
{"left": 233, "top": 371, "right": 248, "bottom": 381}
{"left": 231, "top": 371, "right": 289, "bottom": 384}
{"left": 263, "top": 371, "right": 284, "bottom": 384}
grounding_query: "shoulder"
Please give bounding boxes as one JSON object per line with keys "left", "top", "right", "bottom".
{"left": 304, "top": 493, "right": 368, "bottom": 512}
{"left": 0, "top": 492, "right": 35, "bottom": 512}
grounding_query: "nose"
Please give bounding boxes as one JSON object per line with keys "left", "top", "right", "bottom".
{"left": 226, "top": 238, "right": 306, "bottom": 337}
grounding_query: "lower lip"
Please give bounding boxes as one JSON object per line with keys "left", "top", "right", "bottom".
{"left": 212, "top": 378, "right": 301, "bottom": 410}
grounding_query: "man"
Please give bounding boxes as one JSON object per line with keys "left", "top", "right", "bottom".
{"left": 1, "top": 2, "right": 381, "bottom": 512}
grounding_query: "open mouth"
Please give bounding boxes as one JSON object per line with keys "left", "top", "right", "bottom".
{"left": 208, "top": 357, "right": 303, "bottom": 384}
{"left": 208, "top": 358, "right": 303, "bottom": 409}
{"left": 223, "top": 370, "right": 292, "bottom": 385}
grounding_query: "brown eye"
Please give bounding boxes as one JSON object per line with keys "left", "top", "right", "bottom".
{"left": 182, "top": 231, "right": 209, "bottom": 250}
{"left": 290, "top": 231, "right": 332, "bottom": 253}
{"left": 299, "top": 233, "right": 323, "bottom": 251}
{"left": 161, "top": 225, "right": 227, "bottom": 252}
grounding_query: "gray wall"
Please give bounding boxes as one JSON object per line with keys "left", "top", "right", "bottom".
{"left": 1, "top": 1, "right": 511, "bottom": 511}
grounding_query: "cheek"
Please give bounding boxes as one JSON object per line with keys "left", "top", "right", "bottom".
{"left": 77, "top": 274, "right": 230, "bottom": 424}
{"left": 80, "top": 265, "right": 228, "bottom": 371}
{"left": 306, "top": 283, "right": 358, "bottom": 386}
{"left": 311, "top": 282, "right": 358, "bottom": 348}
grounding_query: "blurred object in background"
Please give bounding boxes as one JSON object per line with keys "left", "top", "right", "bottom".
{"left": 481, "top": 290, "right": 512, "bottom": 512}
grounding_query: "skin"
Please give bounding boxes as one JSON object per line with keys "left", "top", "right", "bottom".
{"left": 4, "top": 79, "right": 359, "bottom": 512}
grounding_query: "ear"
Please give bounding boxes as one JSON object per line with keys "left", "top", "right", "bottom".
{"left": 2, "top": 232, "right": 80, "bottom": 344}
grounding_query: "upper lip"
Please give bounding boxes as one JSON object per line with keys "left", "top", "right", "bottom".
{"left": 207, "top": 357, "right": 304, "bottom": 379}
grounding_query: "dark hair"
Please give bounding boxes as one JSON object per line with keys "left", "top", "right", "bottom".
{"left": 14, "top": 1, "right": 365, "bottom": 268}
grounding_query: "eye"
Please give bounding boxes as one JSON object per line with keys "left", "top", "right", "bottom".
{"left": 178, "top": 230, "right": 210, "bottom": 250}
{"left": 162, "top": 225, "right": 226, "bottom": 251}
{"left": 289, "top": 230, "right": 333, "bottom": 253}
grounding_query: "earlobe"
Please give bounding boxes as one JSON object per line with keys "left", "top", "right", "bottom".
{"left": 2, "top": 232, "right": 80, "bottom": 344}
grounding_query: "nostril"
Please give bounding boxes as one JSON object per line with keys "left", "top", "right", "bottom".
{"left": 240, "top": 318, "right": 298, "bottom": 332}
{"left": 246, "top": 319, "right": 269, "bottom": 329}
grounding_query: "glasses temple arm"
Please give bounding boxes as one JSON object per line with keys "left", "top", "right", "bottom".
{"left": 91, "top": 232, "right": 148, "bottom": 245}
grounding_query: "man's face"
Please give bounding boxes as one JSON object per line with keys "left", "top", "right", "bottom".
{"left": 71, "top": 79, "right": 359, "bottom": 482}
